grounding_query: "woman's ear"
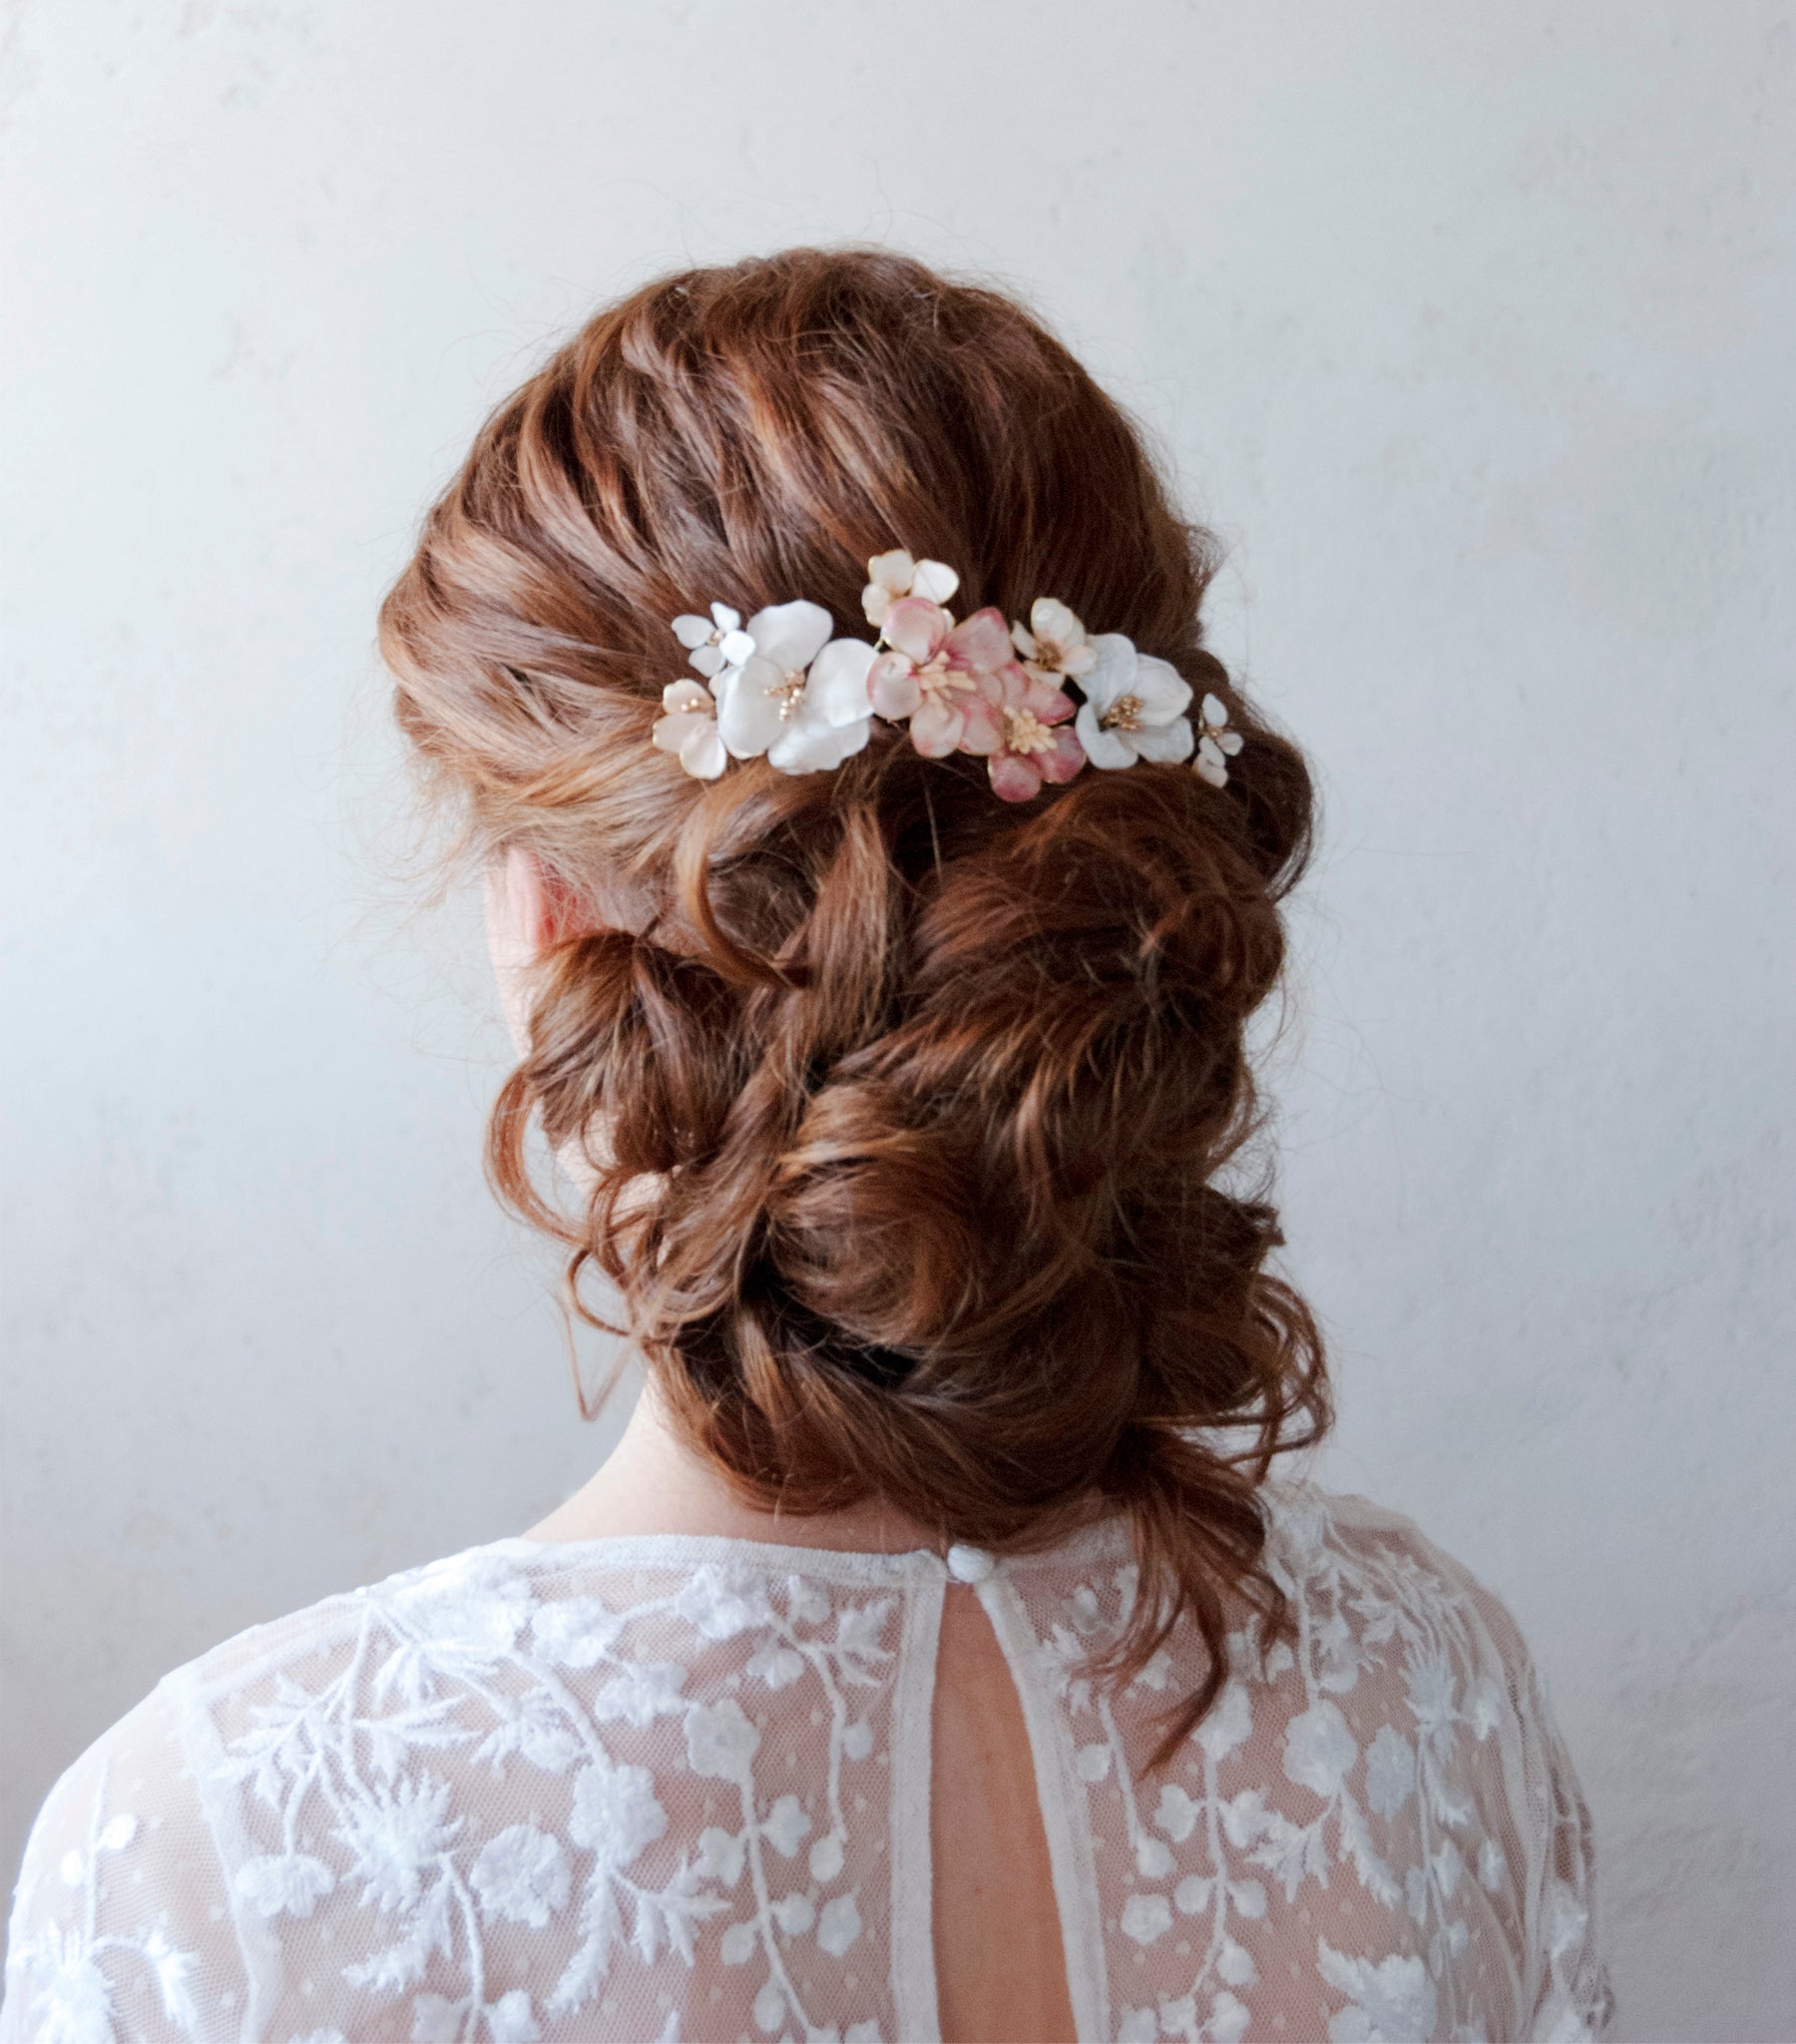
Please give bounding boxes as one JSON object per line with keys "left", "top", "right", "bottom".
{"left": 503, "top": 845, "right": 586, "bottom": 957}
{"left": 488, "top": 848, "right": 589, "bottom": 1056}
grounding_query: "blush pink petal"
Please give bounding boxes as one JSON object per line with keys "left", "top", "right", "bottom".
{"left": 1039, "top": 728, "right": 1087, "bottom": 782}
{"left": 989, "top": 751, "right": 1044, "bottom": 801}
{"left": 909, "top": 695, "right": 964, "bottom": 758}
{"left": 883, "top": 597, "right": 951, "bottom": 666}
{"left": 957, "top": 696, "right": 1005, "bottom": 755}
{"left": 869, "top": 655, "right": 922, "bottom": 721}
{"left": 943, "top": 607, "right": 1014, "bottom": 675}
{"left": 1023, "top": 677, "right": 1077, "bottom": 725}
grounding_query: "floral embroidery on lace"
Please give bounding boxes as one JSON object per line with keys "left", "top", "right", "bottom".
{"left": 1025, "top": 1498, "right": 1601, "bottom": 2044}
{"left": 2, "top": 1492, "right": 1609, "bottom": 2044}
{"left": 7, "top": 1759, "right": 200, "bottom": 2044}
{"left": 200, "top": 1551, "right": 896, "bottom": 2044}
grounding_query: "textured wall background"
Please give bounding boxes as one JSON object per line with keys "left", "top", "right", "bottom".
{"left": 2, "top": 2, "right": 1792, "bottom": 2034}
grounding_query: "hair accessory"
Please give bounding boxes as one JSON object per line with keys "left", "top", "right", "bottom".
{"left": 1193, "top": 693, "right": 1244, "bottom": 787}
{"left": 861, "top": 549, "right": 960, "bottom": 626}
{"left": 652, "top": 553, "right": 1237, "bottom": 802}
{"left": 671, "top": 602, "right": 755, "bottom": 678}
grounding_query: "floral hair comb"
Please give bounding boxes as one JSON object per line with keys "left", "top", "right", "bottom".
{"left": 653, "top": 551, "right": 1242, "bottom": 802}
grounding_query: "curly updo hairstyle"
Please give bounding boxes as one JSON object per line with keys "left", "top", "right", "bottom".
{"left": 382, "top": 248, "right": 1328, "bottom": 1748}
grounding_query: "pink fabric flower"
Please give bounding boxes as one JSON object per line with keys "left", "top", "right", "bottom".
{"left": 868, "top": 600, "right": 1014, "bottom": 758}
{"left": 982, "top": 666, "right": 1086, "bottom": 801}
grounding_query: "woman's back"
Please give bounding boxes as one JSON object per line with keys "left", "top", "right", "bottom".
{"left": 3, "top": 1485, "right": 1608, "bottom": 2042}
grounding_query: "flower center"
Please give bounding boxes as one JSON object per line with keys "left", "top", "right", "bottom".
{"left": 1099, "top": 693, "right": 1143, "bottom": 734}
{"left": 916, "top": 653, "right": 974, "bottom": 699}
{"left": 1004, "top": 707, "right": 1055, "bottom": 757}
{"left": 771, "top": 670, "right": 807, "bottom": 720}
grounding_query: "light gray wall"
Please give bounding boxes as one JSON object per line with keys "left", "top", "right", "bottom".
{"left": 2, "top": 3, "right": 1791, "bottom": 2035}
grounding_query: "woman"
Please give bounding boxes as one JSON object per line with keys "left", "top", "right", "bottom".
{"left": 2, "top": 250, "right": 1611, "bottom": 2044}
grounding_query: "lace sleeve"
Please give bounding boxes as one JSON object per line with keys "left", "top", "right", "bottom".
{"left": 1526, "top": 1671, "right": 1616, "bottom": 2043}
{"left": 2, "top": 1679, "right": 246, "bottom": 2044}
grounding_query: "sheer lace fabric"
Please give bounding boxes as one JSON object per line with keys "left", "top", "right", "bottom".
{"left": 3, "top": 1486, "right": 1610, "bottom": 2043}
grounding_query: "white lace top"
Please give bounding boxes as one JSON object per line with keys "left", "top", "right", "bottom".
{"left": 3, "top": 1486, "right": 1610, "bottom": 2044}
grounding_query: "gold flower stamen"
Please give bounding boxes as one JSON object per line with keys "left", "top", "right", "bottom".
{"left": 1004, "top": 707, "right": 1055, "bottom": 756}
{"left": 1099, "top": 693, "right": 1143, "bottom": 734}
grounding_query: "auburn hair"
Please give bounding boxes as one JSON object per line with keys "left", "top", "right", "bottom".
{"left": 381, "top": 247, "right": 1328, "bottom": 1751}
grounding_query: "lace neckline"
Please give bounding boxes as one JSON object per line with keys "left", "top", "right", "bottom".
{"left": 466, "top": 1511, "right": 1138, "bottom": 1583}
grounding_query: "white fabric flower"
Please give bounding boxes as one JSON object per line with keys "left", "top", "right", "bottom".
{"left": 1363, "top": 1725, "right": 1416, "bottom": 1818}
{"left": 1194, "top": 690, "right": 1245, "bottom": 786}
{"left": 410, "top": 1996, "right": 465, "bottom": 2044}
{"left": 393, "top": 1556, "right": 533, "bottom": 1657}
{"left": 761, "top": 1793, "right": 810, "bottom": 1856}
{"left": 1209, "top": 1990, "right": 1252, "bottom": 2044}
{"left": 470, "top": 1822, "right": 570, "bottom": 1928}
{"left": 569, "top": 1755, "right": 668, "bottom": 1874}
{"left": 334, "top": 1774, "right": 462, "bottom": 1912}
{"left": 1195, "top": 1679, "right": 1253, "bottom": 1761}
{"left": 1480, "top": 1837, "right": 1507, "bottom": 1892}
{"left": 861, "top": 548, "right": 959, "bottom": 629}
{"left": 591, "top": 1659, "right": 687, "bottom": 1727}
{"left": 696, "top": 1825, "right": 745, "bottom": 1884}
{"left": 234, "top": 1851, "right": 335, "bottom": 1919}
{"left": 711, "top": 601, "right": 877, "bottom": 774}
{"left": 530, "top": 1595, "right": 625, "bottom": 1669}
{"left": 683, "top": 1698, "right": 761, "bottom": 1782}
{"left": 33, "top": 1929, "right": 113, "bottom": 2044}
{"left": 1316, "top": 1940, "right": 1439, "bottom": 2043}
{"left": 1073, "top": 635, "right": 1193, "bottom": 769}
{"left": 651, "top": 680, "right": 726, "bottom": 781}
{"left": 1119, "top": 1891, "right": 1172, "bottom": 1946}
{"left": 489, "top": 1991, "right": 542, "bottom": 2044}
{"left": 786, "top": 1577, "right": 831, "bottom": 1627}
{"left": 674, "top": 1567, "right": 768, "bottom": 1641}
{"left": 1230, "top": 1878, "right": 1267, "bottom": 1919}
{"left": 816, "top": 1890, "right": 863, "bottom": 1958}
{"left": 1283, "top": 1701, "right": 1359, "bottom": 1799}
{"left": 770, "top": 1892, "right": 815, "bottom": 1935}
{"left": 1403, "top": 1654, "right": 1459, "bottom": 1746}
{"left": 1011, "top": 597, "right": 1098, "bottom": 683}
{"left": 672, "top": 601, "right": 755, "bottom": 679}
{"left": 1218, "top": 1936, "right": 1258, "bottom": 1988}
{"left": 1153, "top": 1783, "right": 1199, "bottom": 1842}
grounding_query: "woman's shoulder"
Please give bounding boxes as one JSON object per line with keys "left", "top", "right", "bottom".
{"left": 1263, "top": 1478, "right": 1542, "bottom": 1654}
{"left": 3, "top": 1531, "right": 917, "bottom": 2043}
{"left": 12, "top": 1528, "right": 884, "bottom": 1832}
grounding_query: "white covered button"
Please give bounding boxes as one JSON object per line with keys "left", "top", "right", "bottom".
{"left": 946, "top": 1544, "right": 994, "bottom": 1583}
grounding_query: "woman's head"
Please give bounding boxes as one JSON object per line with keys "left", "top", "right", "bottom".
{"left": 382, "top": 247, "right": 1327, "bottom": 1741}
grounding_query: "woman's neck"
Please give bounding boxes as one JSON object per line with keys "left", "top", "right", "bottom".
{"left": 521, "top": 1369, "right": 945, "bottom": 1556}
